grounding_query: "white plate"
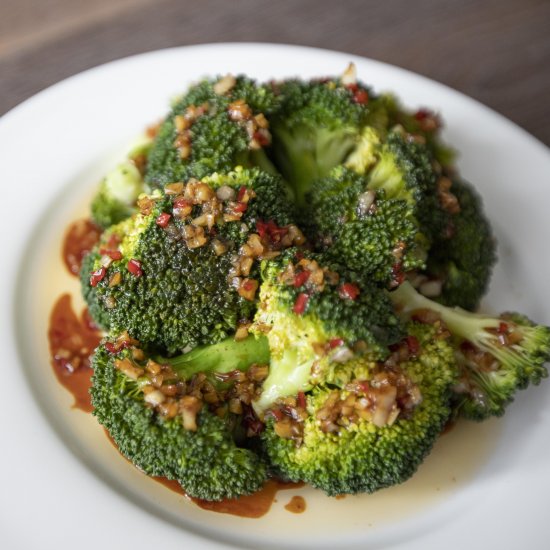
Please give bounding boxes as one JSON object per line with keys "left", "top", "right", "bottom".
{"left": 1, "top": 43, "right": 549, "bottom": 550}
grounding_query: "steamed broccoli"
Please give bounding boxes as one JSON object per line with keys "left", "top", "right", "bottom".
{"left": 390, "top": 281, "right": 550, "bottom": 419}
{"left": 251, "top": 252, "right": 403, "bottom": 414}
{"left": 306, "top": 166, "right": 426, "bottom": 286}
{"left": 91, "top": 334, "right": 270, "bottom": 500}
{"left": 90, "top": 137, "right": 152, "bottom": 229}
{"left": 81, "top": 167, "right": 296, "bottom": 354}
{"left": 422, "top": 178, "right": 496, "bottom": 310}
{"left": 270, "top": 75, "right": 374, "bottom": 206}
{"left": 261, "top": 322, "right": 456, "bottom": 495}
{"left": 145, "top": 76, "right": 280, "bottom": 189}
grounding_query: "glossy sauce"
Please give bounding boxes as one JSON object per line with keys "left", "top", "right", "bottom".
{"left": 284, "top": 495, "right": 306, "bottom": 514}
{"left": 158, "top": 479, "right": 303, "bottom": 518}
{"left": 48, "top": 293, "right": 101, "bottom": 412}
{"left": 62, "top": 218, "right": 102, "bottom": 275}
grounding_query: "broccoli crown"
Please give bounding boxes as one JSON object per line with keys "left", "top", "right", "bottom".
{"left": 390, "top": 282, "right": 550, "bottom": 420}
{"left": 307, "top": 166, "right": 425, "bottom": 285}
{"left": 261, "top": 322, "right": 456, "bottom": 495}
{"left": 424, "top": 179, "right": 496, "bottom": 310}
{"left": 251, "top": 251, "right": 403, "bottom": 413}
{"left": 91, "top": 341, "right": 268, "bottom": 500}
{"left": 90, "top": 138, "right": 152, "bottom": 229}
{"left": 81, "top": 167, "right": 296, "bottom": 354}
{"left": 363, "top": 130, "right": 446, "bottom": 242}
{"left": 269, "top": 77, "right": 372, "bottom": 206}
{"left": 145, "top": 76, "right": 280, "bottom": 189}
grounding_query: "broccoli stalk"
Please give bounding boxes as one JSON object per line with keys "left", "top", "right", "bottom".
{"left": 390, "top": 281, "right": 550, "bottom": 419}
{"left": 165, "top": 335, "right": 269, "bottom": 380}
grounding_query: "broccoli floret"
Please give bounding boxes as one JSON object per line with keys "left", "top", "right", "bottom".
{"left": 90, "top": 137, "right": 152, "bottom": 229}
{"left": 81, "top": 167, "right": 296, "bottom": 354}
{"left": 145, "top": 76, "right": 280, "bottom": 189}
{"left": 423, "top": 179, "right": 496, "bottom": 310}
{"left": 261, "top": 322, "right": 456, "bottom": 495}
{"left": 251, "top": 252, "right": 403, "bottom": 413}
{"left": 91, "top": 337, "right": 269, "bottom": 500}
{"left": 306, "top": 166, "right": 426, "bottom": 285}
{"left": 269, "top": 77, "right": 373, "bottom": 207}
{"left": 389, "top": 282, "right": 550, "bottom": 419}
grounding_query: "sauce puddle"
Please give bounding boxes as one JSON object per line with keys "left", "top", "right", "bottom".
{"left": 48, "top": 293, "right": 102, "bottom": 413}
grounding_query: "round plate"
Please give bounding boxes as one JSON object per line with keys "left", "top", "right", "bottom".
{"left": 1, "top": 44, "right": 549, "bottom": 550}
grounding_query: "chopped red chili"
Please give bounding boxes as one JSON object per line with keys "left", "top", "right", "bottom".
{"left": 173, "top": 198, "right": 192, "bottom": 209}
{"left": 127, "top": 259, "right": 143, "bottom": 277}
{"left": 293, "top": 293, "right": 309, "bottom": 315}
{"left": 233, "top": 202, "right": 248, "bottom": 213}
{"left": 99, "top": 248, "right": 122, "bottom": 261}
{"left": 498, "top": 322, "right": 509, "bottom": 334}
{"left": 329, "top": 338, "right": 344, "bottom": 349}
{"left": 406, "top": 335, "right": 420, "bottom": 356}
{"left": 293, "top": 270, "right": 310, "bottom": 288}
{"left": 353, "top": 89, "right": 369, "bottom": 104}
{"left": 90, "top": 267, "right": 106, "bottom": 287}
{"left": 296, "top": 391, "right": 307, "bottom": 408}
{"left": 266, "top": 408, "right": 284, "bottom": 421}
{"left": 156, "top": 212, "right": 171, "bottom": 227}
{"left": 339, "top": 283, "right": 360, "bottom": 301}
{"left": 237, "top": 186, "right": 248, "bottom": 201}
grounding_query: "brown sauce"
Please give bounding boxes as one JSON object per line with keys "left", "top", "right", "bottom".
{"left": 284, "top": 495, "right": 306, "bottom": 514}
{"left": 62, "top": 218, "right": 102, "bottom": 276}
{"left": 154, "top": 474, "right": 303, "bottom": 518}
{"left": 48, "top": 293, "right": 101, "bottom": 412}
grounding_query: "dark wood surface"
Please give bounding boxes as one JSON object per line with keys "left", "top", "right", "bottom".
{"left": 1, "top": 0, "right": 549, "bottom": 147}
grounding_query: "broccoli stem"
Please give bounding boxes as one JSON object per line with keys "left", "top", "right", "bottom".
{"left": 390, "top": 282, "right": 546, "bottom": 375}
{"left": 164, "top": 335, "right": 270, "bottom": 379}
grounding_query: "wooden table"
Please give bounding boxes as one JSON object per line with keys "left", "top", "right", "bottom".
{"left": 1, "top": 0, "right": 549, "bottom": 147}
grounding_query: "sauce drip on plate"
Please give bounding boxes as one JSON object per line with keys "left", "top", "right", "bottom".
{"left": 48, "top": 293, "right": 101, "bottom": 412}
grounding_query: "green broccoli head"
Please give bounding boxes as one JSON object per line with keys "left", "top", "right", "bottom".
{"left": 423, "top": 178, "right": 496, "bottom": 310}
{"left": 251, "top": 251, "right": 404, "bottom": 414}
{"left": 145, "top": 76, "right": 280, "bottom": 189}
{"left": 390, "top": 282, "right": 550, "bottom": 420}
{"left": 81, "top": 167, "right": 298, "bottom": 354}
{"left": 269, "top": 76, "right": 374, "bottom": 207}
{"left": 307, "top": 166, "right": 426, "bottom": 286}
{"left": 91, "top": 338, "right": 269, "bottom": 500}
{"left": 90, "top": 137, "right": 152, "bottom": 229}
{"left": 261, "top": 322, "right": 456, "bottom": 495}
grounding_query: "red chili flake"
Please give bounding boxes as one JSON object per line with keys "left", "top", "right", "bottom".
{"left": 353, "top": 89, "right": 369, "bottom": 104}
{"left": 406, "top": 336, "right": 420, "bottom": 356}
{"left": 106, "top": 234, "right": 121, "bottom": 248}
{"left": 242, "top": 279, "right": 256, "bottom": 292}
{"left": 156, "top": 212, "right": 171, "bottom": 228}
{"left": 339, "top": 283, "right": 360, "bottom": 301}
{"left": 253, "top": 131, "right": 270, "bottom": 146}
{"left": 105, "top": 342, "right": 118, "bottom": 354}
{"left": 99, "top": 248, "right": 122, "bottom": 261}
{"left": 90, "top": 267, "right": 106, "bottom": 287}
{"left": 293, "top": 293, "right": 309, "bottom": 315}
{"left": 234, "top": 202, "right": 248, "bottom": 213}
{"left": 237, "top": 186, "right": 248, "bottom": 201}
{"left": 357, "top": 381, "right": 371, "bottom": 394}
{"left": 296, "top": 392, "right": 307, "bottom": 409}
{"left": 293, "top": 270, "right": 310, "bottom": 288}
{"left": 255, "top": 219, "right": 288, "bottom": 243}
{"left": 414, "top": 108, "right": 431, "bottom": 120}
{"left": 329, "top": 338, "right": 344, "bottom": 349}
{"left": 242, "top": 404, "right": 265, "bottom": 435}
{"left": 127, "top": 259, "right": 143, "bottom": 277}
{"left": 498, "top": 322, "right": 509, "bottom": 334}
{"left": 266, "top": 408, "right": 284, "bottom": 422}
{"left": 390, "top": 263, "right": 406, "bottom": 287}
